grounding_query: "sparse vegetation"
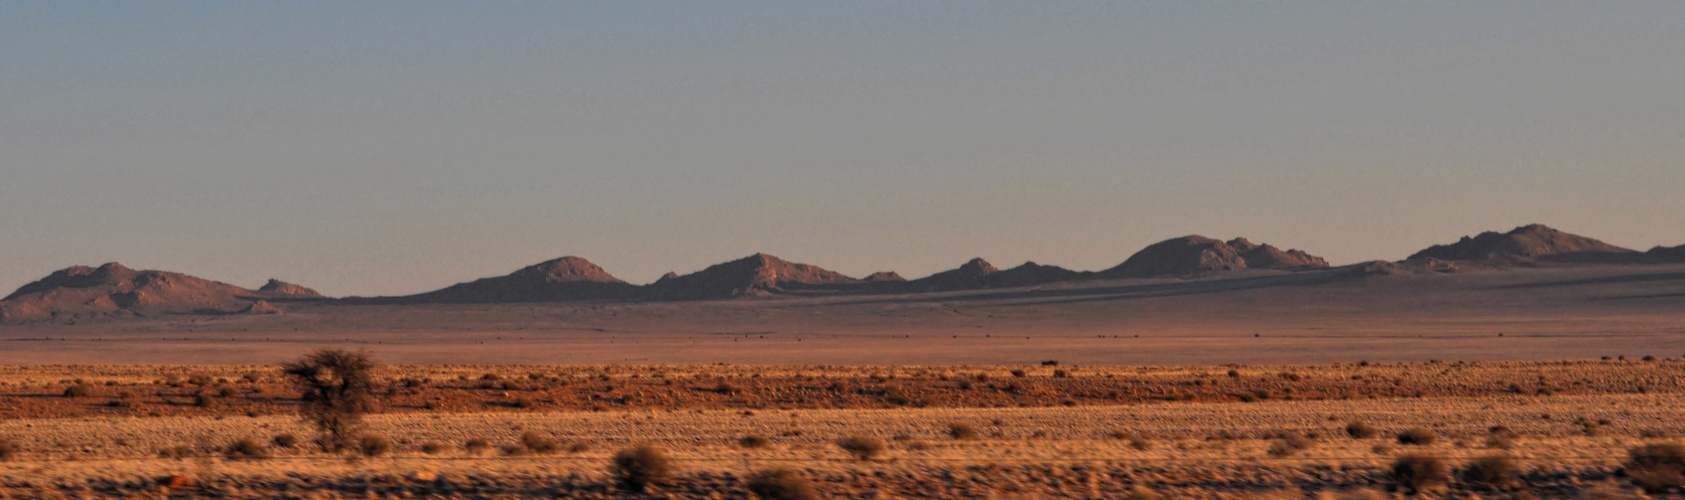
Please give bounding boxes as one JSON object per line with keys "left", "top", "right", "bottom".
{"left": 747, "top": 468, "right": 818, "bottom": 500}
{"left": 1397, "top": 427, "right": 1437, "bottom": 446}
{"left": 0, "top": 438, "right": 16, "bottom": 461}
{"left": 1346, "top": 421, "right": 1378, "bottom": 439}
{"left": 520, "top": 431, "right": 559, "bottom": 454}
{"left": 1391, "top": 454, "right": 1448, "bottom": 494}
{"left": 465, "top": 438, "right": 492, "bottom": 455}
{"left": 1462, "top": 454, "right": 1519, "bottom": 490}
{"left": 224, "top": 437, "right": 268, "bottom": 459}
{"left": 948, "top": 422, "right": 978, "bottom": 440}
{"left": 1625, "top": 443, "right": 1685, "bottom": 493}
{"left": 611, "top": 444, "right": 672, "bottom": 492}
{"left": 358, "top": 435, "right": 392, "bottom": 457}
{"left": 61, "top": 385, "right": 90, "bottom": 398}
{"left": 836, "top": 435, "right": 885, "bottom": 461}
{"left": 282, "top": 349, "right": 377, "bottom": 452}
{"left": 272, "top": 434, "right": 299, "bottom": 448}
{"left": 739, "top": 434, "right": 770, "bottom": 448}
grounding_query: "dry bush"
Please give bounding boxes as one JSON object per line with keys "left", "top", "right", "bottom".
{"left": 747, "top": 468, "right": 818, "bottom": 500}
{"left": 282, "top": 349, "right": 377, "bottom": 452}
{"left": 157, "top": 445, "right": 194, "bottom": 460}
{"left": 1391, "top": 454, "right": 1448, "bottom": 494}
{"left": 420, "top": 442, "right": 447, "bottom": 454}
{"left": 0, "top": 438, "right": 16, "bottom": 461}
{"left": 836, "top": 435, "right": 885, "bottom": 461}
{"left": 948, "top": 422, "right": 979, "bottom": 440}
{"left": 520, "top": 432, "right": 559, "bottom": 454}
{"left": 224, "top": 437, "right": 268, "bottom": 459}
{"left": 62, "top": 385, "right": 90, "bottom": 398}
{"left": 1397, "top": 427, "right": 1437, "bottom": 446}
{"left": 1346, "top": 421, "right": 1378, "bottom": 439}
{"left": 358, "top": 435, "right": 392, "bottom": 457}
{"left": 1625, "top": 443, "right": 1685, "bottom": 493}
{"left": 1462, "top": 454, "right": 1520, "bottom": 490}
{"left": 465, "top": 438, "right": 492, "bottom": 455}
{"left": 739, "top": 435, "right": 770, "bottom": 449}
{"left": 272, "top": 434, "right": 298, "bottom": 448}
{"left": 611, "top": 444, "right": 672, "bottom": 492}
{"left": 1269, "top": 434, "right": 1315, "bottom": 457}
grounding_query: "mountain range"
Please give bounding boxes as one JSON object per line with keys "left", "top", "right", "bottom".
{"left": 4, "top": 224, "right": 1684, "bottom": 324}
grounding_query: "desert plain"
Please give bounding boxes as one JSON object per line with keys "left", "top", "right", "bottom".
{"left": 3, "top": 227, "right": 1685, "bottom": 498}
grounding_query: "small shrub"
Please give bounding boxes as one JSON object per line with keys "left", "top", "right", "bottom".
{"left": 715, "top": 382, "right": 741, "bottom": 395}
{"left": 611, "top": 444, "right": 672, "bottom": 492}
{"left": 1010, "top": 370, "right": 1026, "bottom": 378}
{"left": 1052, "top": 369, "right": 1068, "bottom": 378}
{"left": 465, "top": 438, "right": 492, "bottom": 455}
{"left": 272, "top": 434, "right": 299, "bottom": 448}
{"left": 739, "top": 435, "right": 770, "bottom": 448}
{"left": 0, "top": 439, "right": 17, "bottom": 461}
{"left": 1041, "top": 360, "right": 1059, "bottom": 366}
{"left": 1391, "top": 454, "right": 1448, "bottom": 494}
{"left": 1346, "top": 421, "right": 1378, "bottom": 439}
{"left": 1462, "top": 454, "right": 1520, "bottom": 489}
{"left": 836, "top": 436, "right": 885, "bottom": 461}
{"left": 217, "top": 386, "right": 238, "bottom": 398}
{"left": 192, "top": 393, "right": 216, "bottom": 408}
{"left": 948, "top": 423, "right": 979, "bottom": 440}
{"left": 157, "top": 445, "right": 194, "bottom": 459}
{"left": 62, "top": 385, "right": 91, "bottom": 398}
{"left": 420, "top": 442, "right": 447, "bottom": 454}
{"left": 225, "top": 437, "right": 268, "bottom": 459}
{"left": 358, "top": 435, "right": 392, "bottom": 456}
{"left": 747, "top": 468, "right": 818, "bottom": 500}
{"left": 882, "top": 386, "right": 913, "bottom": 406}
{"left": 1626, "top": 443, "right": 1685, "bottom": 493}
{"left": 521, "top": 432, "right": 559, "bottom": 454}
{"left": 1397, "top": 427, "right": 1437, "bottom": 446}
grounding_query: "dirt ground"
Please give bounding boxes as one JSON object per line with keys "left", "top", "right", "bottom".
{"left": 2, "top": 362, "right": 1682, "bottom": 498}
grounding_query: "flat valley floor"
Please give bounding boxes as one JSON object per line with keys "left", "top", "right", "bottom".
{"left": 2, "top": 362, "right": 1684, "bottom": 498}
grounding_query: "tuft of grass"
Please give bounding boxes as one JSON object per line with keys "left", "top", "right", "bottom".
{"left": 1397, "top": 427, "right": 1437, "bottom": 446}
{"left": 465, "top": 438, "right": 492, "bottom": 455}
{"left": 610, "top": 444, "right": 672, "bottom": 492}
{"left": 224, "top": 437, "right": 268, "bottom": 459}
{"left": 1391, "top": 454, "right": 1448, "bottom": 494}
{"left": 836, "top": 435, "right": 885, "bottom": 461}
{"left": 272, "top": 434, "right": 299, "bottom": 448}
{"left": 358, "top": 435, "right": 392, "bottom": 457}
{"left": 62, "top": 385, "right": 90, "bottom": 398}
{"left": 420, "top": 442, "right": 447, "bottom": 455}
{"left": 1346, "top": 421, "right": 1378, "bottom": 439}
{"left": 520, "top": 432, "right": 559, "bottom": 454}
{"left": 739, "top": 435, "right": 770, "bottom": 449}
{"left": 1462, "top": 454, "right": 1520, "bottom": 490}
{"left": 948, "top": 422, "right": 979, "bottom": 440}
{"left": 0, "top": 438, "right": 17, "bottom": 461}
{"left": 1626, "top": 443, "right": 1685, "bottom": 493}
{"left": 746, "top": 468, "right": 818, "bottom": 500}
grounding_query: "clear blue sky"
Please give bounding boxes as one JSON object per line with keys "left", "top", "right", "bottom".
{"left": 3, "top": 1, "right": 1683, "bottom": 296}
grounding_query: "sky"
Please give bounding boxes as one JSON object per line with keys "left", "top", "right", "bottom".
{"left": 2, "top": 1, "right": 1683, "bottom": 297}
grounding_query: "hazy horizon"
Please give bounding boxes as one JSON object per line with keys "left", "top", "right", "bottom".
{"left": 4, "top": 1, "right": 1684, "bottom": 297}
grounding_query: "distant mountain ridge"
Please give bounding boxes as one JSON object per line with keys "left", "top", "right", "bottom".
{"left": 6, "top": 223, "right": 1683, "bottom": 324}
{"left": 1407, "top": 224, "right": 1640, "bottom": 264}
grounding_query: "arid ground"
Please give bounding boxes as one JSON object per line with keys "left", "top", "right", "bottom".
{"left": 2, "top": 361, "right": 1683, "bottom": 498}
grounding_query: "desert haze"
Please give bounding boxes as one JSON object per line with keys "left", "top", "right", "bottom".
{"left": 0, "top": 223, "right": 1681, "bottom": 365}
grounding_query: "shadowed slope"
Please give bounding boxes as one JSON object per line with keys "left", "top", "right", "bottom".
{"left": 397, "top": 256, "right": 636, "bottom": 303}
{"left": 257, "top": 279, "right": 323, "bottom": 298}
{"left": 645, "top": 253, "right": 857, "bottom": 299}
{"left": 1096, "top": 236, "right": 1329, "bottom": 278}
{"left": 1407, "top": 224, "right": 1638, "bottom": 264}
{"left": 0, "top": 263, "right": 260, "bottom": 323}
{"left": 907, "top": 259, "right": 1085, "bottom": 291}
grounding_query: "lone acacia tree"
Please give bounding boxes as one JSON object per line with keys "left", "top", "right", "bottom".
{"left": 282, "top": 348, "right": 376, "bottom": 452}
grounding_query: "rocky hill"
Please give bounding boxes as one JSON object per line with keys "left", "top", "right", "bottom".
{"left": 644, "top": 253, "right": 857, "bottom": 299}
{"left": 398, "top": 256, "right": 637, "bottom": 303}
{"left": 1406, "top": 224, "right": 1638, "bottom": 264}
{"left": 1096, "top": 236, "right": 1329, "bottom": 278}
{"left": 0, "top": 263, "right": 265, "bottom": 324}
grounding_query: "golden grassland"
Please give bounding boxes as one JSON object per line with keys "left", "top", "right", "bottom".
{"left": 1, "top": 361, "right": 1683, "bottom": 498}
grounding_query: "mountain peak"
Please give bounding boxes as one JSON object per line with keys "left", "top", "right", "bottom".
{"left": 258, "top": 279, "right": 323, "bottom": 298}
{"left": 1408, "top": 224, "right": 1635, "bottom": 262}
{"left": 1099, "top": 235, "right": 1328, "bottom": 278}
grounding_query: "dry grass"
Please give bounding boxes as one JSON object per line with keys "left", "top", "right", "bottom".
{"left": 0, "top": 362, "right": 1682, "bottom": 498}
